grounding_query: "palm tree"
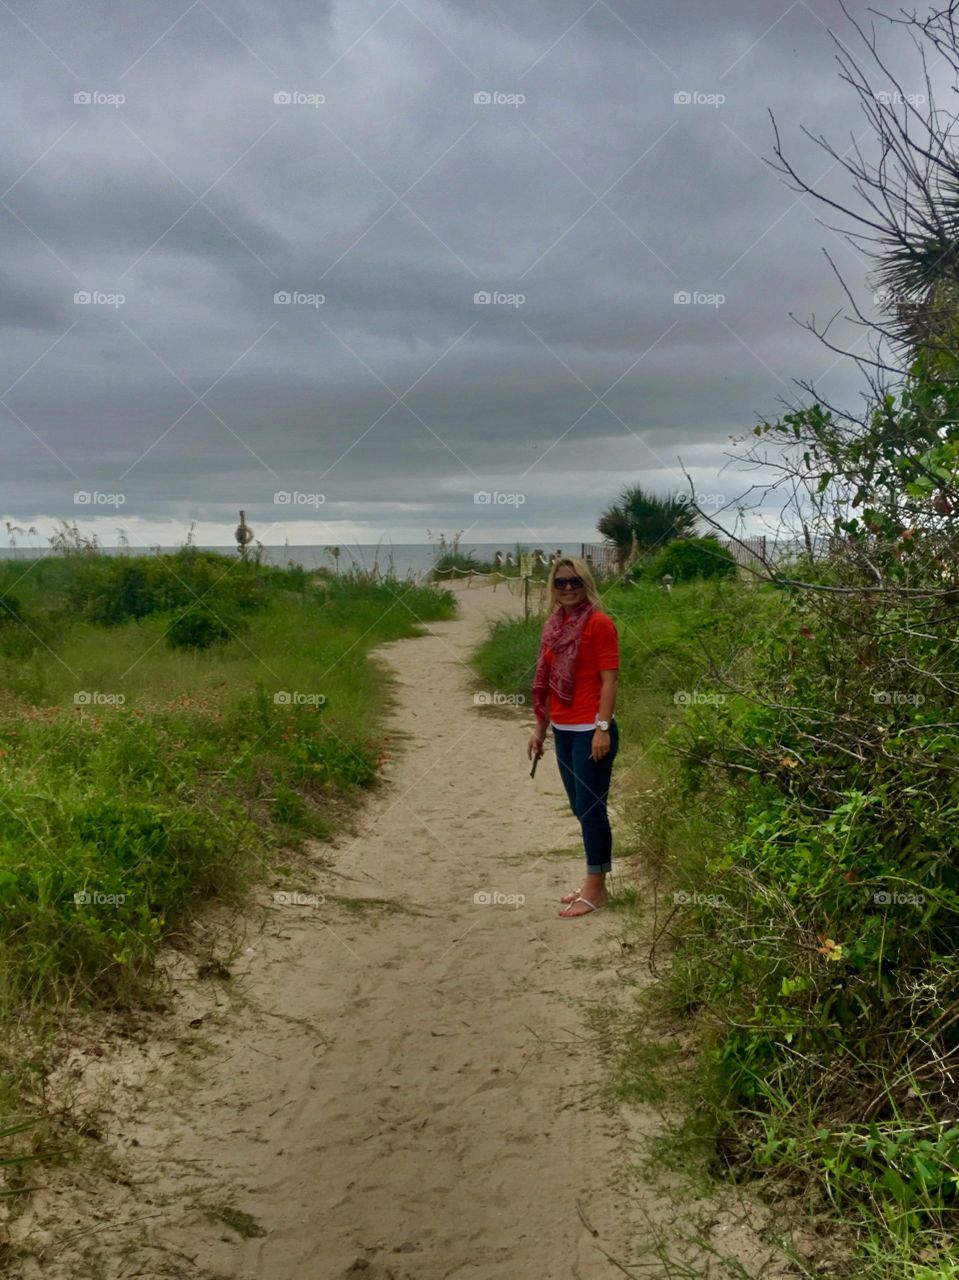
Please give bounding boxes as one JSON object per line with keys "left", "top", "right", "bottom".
{"left": 595, "top": 506, "right": 633, "bottom": 572}
{"left": 597, "top": 485, "right": 698, "bottom": 570}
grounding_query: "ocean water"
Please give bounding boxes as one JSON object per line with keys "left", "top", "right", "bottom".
{"left": 251, "top": 542, "right": 546, "bottom": 579}
{"left": 0, "top": 542, "right": 589, "bottom": 582}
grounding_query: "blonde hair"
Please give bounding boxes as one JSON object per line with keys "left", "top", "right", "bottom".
{"left": 546, "top": 556, "right": 602, "bottom": 615}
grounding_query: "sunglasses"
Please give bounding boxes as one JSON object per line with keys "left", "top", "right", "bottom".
{"left": 554, "top": 576, "right": 584, "bottom": 590}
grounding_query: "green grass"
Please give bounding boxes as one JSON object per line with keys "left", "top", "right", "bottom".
{"left": 0, "top": 553, "right": 455, "bottom": 1168}
{"left": 472, "top": 574, "right": 959, "bottom": 1277}
{"left": 0, "top": 564, "right": 454, "bottom": 1011}
{"left": 471, "top": 614, "right": 541, "bottom": 693}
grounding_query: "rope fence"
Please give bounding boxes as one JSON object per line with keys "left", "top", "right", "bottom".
{"left": 430, "top": 564, "right": 548, "bottom": 616}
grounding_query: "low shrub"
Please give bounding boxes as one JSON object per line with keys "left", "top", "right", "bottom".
{"left": 638, "top": 535, "right": 738, "bottom": 583}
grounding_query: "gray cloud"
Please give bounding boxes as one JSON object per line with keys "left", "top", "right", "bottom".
{"left": 0, "top": 0, "right": 917, "bottom": 543}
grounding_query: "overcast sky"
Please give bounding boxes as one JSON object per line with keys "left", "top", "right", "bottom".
{"left": 0, "top": 0, "right": 936, "bottom": 551}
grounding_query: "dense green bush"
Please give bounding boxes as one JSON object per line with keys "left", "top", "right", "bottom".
{"left": 0, "top": 593, "right": 22, "bottom": 624}
{"left": 63, "top": 550, "right": 270, "bottom": 627}
{"left": 638, "top": 535, "right": 737, "bottom": 583}
{"left": 165, "top": 605, "right": 236, "bottom": 650}
{"left": 658, "top": 363, "right": 959, "bottom": 1245}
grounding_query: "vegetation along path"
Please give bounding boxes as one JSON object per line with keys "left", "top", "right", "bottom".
{"left": 14, "top": 580, "right": 644, "bottom": 1279}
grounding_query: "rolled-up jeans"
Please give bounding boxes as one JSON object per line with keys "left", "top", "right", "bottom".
{"left": 552, "top": 720, "right": 619, "bottom": 874}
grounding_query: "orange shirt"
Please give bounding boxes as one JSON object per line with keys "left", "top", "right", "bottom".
{"left": 545, "top": 609, "right": 619, "bottom": 725}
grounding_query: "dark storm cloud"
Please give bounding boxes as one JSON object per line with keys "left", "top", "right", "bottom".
{"left": 0, "top": 0, "right": 921, "bottom": 541}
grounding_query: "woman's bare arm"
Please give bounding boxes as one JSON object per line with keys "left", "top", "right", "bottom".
{"left": 597, "top": 668, "right": 618, "bottom": 723}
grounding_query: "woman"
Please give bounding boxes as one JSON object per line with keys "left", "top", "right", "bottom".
{"left": 527, "top": 556, "right": 620, "bottom": 918}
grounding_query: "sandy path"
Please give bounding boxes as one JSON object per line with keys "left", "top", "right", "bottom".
{"left": 13, "top": 581, "right": 636, "bottom": 1279}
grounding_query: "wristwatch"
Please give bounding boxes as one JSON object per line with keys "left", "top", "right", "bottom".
{"left": 595, "top": 719, "right": 610, "bottom": 732}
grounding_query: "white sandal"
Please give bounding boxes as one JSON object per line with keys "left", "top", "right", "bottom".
{"left": 558, "top": 895, "right": 605, "bottom": 916}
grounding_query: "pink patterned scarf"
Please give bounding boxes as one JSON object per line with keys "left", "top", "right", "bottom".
{"left": 532, "top": 599, "right": 596, "bottom": 723}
